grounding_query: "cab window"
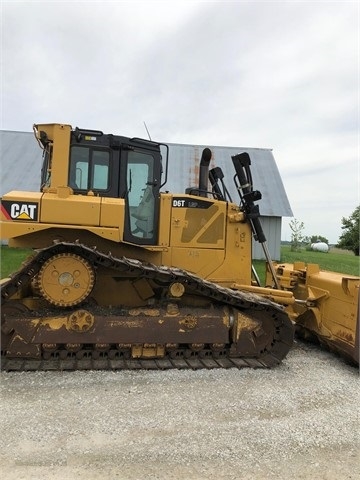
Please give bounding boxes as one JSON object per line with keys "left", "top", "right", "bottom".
{"left": 69, "top": 146, "right": 110, "bottom": 191}
{"left": 126, "top": 151, "right": 156, "bottom": 240}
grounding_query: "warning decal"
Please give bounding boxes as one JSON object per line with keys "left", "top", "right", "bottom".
{"left": 1, "top": 201, "right": 39, "bottom": 221}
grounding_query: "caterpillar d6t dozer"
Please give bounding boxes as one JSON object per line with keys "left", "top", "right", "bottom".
{"left": 1, "top": 123, "right": 358, "bottom": 371}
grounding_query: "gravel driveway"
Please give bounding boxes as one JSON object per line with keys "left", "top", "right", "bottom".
{"left": 1, "top": 340, "right": 359, "bottom": 480}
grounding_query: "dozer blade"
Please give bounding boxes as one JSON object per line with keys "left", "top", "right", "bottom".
{"left": 274, "top": 262, "right": 359, "bottom": 366}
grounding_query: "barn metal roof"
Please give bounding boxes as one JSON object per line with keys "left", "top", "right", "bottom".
{"left": 164, "top": 142, "right": 293, "bottom": 217}
{"left": 0, "top": 130, "right": 292, "bottom": 217}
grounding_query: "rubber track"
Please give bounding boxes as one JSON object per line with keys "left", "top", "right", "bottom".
{"left": 1, "top": 241, "right": 294, "bottom": 371}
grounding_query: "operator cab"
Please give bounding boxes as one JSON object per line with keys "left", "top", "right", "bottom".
{"left": 61, "top": 127, "right": 168, "bottom": 245}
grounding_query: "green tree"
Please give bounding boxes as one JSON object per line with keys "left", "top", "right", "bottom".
{"left": 289, "top": 218, "right": 305, "bottom": 252}
{"left": 336, "top": 206, "right": 360, "bottom": 256}
{"left": 310, "top": 235, "right": 329, "bottom": 244}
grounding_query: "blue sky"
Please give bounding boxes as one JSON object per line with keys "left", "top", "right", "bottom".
{"left": 1, "top": 0, "right": 358, "bottom": 243}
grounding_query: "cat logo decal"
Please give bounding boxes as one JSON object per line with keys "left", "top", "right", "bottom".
{"left": 1, "top": 201, "right": 39, "bottom": 221}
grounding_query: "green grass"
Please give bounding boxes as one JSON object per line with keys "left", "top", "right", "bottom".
{"left": 279, "top": 245, "right": 359, "bottom": 276}
{"left": 1, "top": 246, "right": 33, "bottom": 279}
{"left": 252, "top": 246, "right": 359, "bottom": 286}
{"left": 1, "top": 245, "right": 359, "bottom": 282}
{"left": 252, "top": 260, "right": 267, "bottom": 286}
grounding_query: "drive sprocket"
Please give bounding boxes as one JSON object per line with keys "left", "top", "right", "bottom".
{"left": 36, "top": 253, "right": 95, "bottom": 307}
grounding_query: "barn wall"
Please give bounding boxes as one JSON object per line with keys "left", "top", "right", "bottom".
{"left": 252, "top": 216, "right": 282, "bottom": 261}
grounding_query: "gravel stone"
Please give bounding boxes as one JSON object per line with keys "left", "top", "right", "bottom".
{"left": 0, "top": 340, "right": 359, "bottom": 479}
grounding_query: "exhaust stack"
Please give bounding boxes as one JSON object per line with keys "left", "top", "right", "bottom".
{"left": 198, "top": 148, "right": 212, "bottom": 197}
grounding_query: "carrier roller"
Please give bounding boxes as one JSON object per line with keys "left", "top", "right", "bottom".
{"left": 1, "top": 242, "right": 294, "bottom": 371}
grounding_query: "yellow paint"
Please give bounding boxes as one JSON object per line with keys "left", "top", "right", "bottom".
{"left": 129, "top": 308, "right": 160, "bottom": 317}
{"left": 34, "top": 123, "right": 72, "bottom": 188}
{"left": 37, "top": 316, "right": 68, "bottom": 331}
{"left": 41, "top": 193, "right": 101, "bottom": 226}
{"left": 32, "top": 310, "right": 95, "bottom": 332}
{"left": 179, "top": 315, "right": 197, "bottom": 329}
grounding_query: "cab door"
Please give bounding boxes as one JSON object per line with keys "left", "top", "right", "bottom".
{"left": 122, "top": 148, "right": 161, "bottom": 245}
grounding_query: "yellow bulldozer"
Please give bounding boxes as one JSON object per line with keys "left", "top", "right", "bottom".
{"left": 1, "top": 123, "right": 358, "bottom": 370}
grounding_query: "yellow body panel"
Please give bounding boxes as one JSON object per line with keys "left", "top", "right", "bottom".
{"left": 0, "top": 191, "right": 42, "bottom": 221}
{"left": 1, "top": 188, "right": 252, "bottom": 287}
{"left": 169, "top": 247, "right": 225, "bottom": 279}
{"left": 0, "top": 191, "right": 42, "bottom": 203}
{"left": 4, "top": 223, "right": 121, "bottom": 245}
{"left": 100, "top": 197, "right": 125, "bottom": 228}
{"left": 41, "top": 193, "right": 101, "bottom": 226}
{"left": 208, "top": 208, "right": 252, "bottom": 286}
{"left": 1, "top": 190, "right": 123, "bottom": 244}
{"left": 34, "top": 124, "right": 72, "bottom": 190}
{"left": 152, "top": 193, "right": 251, "bottom": 285}
{"left": 156, "top": 194, "right": 172, "bottom": 248}
{"left": 169, "top": 199, "right": 226, "bottom": 249}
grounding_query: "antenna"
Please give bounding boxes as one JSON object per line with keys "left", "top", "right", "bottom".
{"left": 143, "top": 121, "right": 152, "bottom": 141}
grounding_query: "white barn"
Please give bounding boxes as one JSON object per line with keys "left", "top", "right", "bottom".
{"left": 0, "top": 129, "right": 293, "bottom": 260}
